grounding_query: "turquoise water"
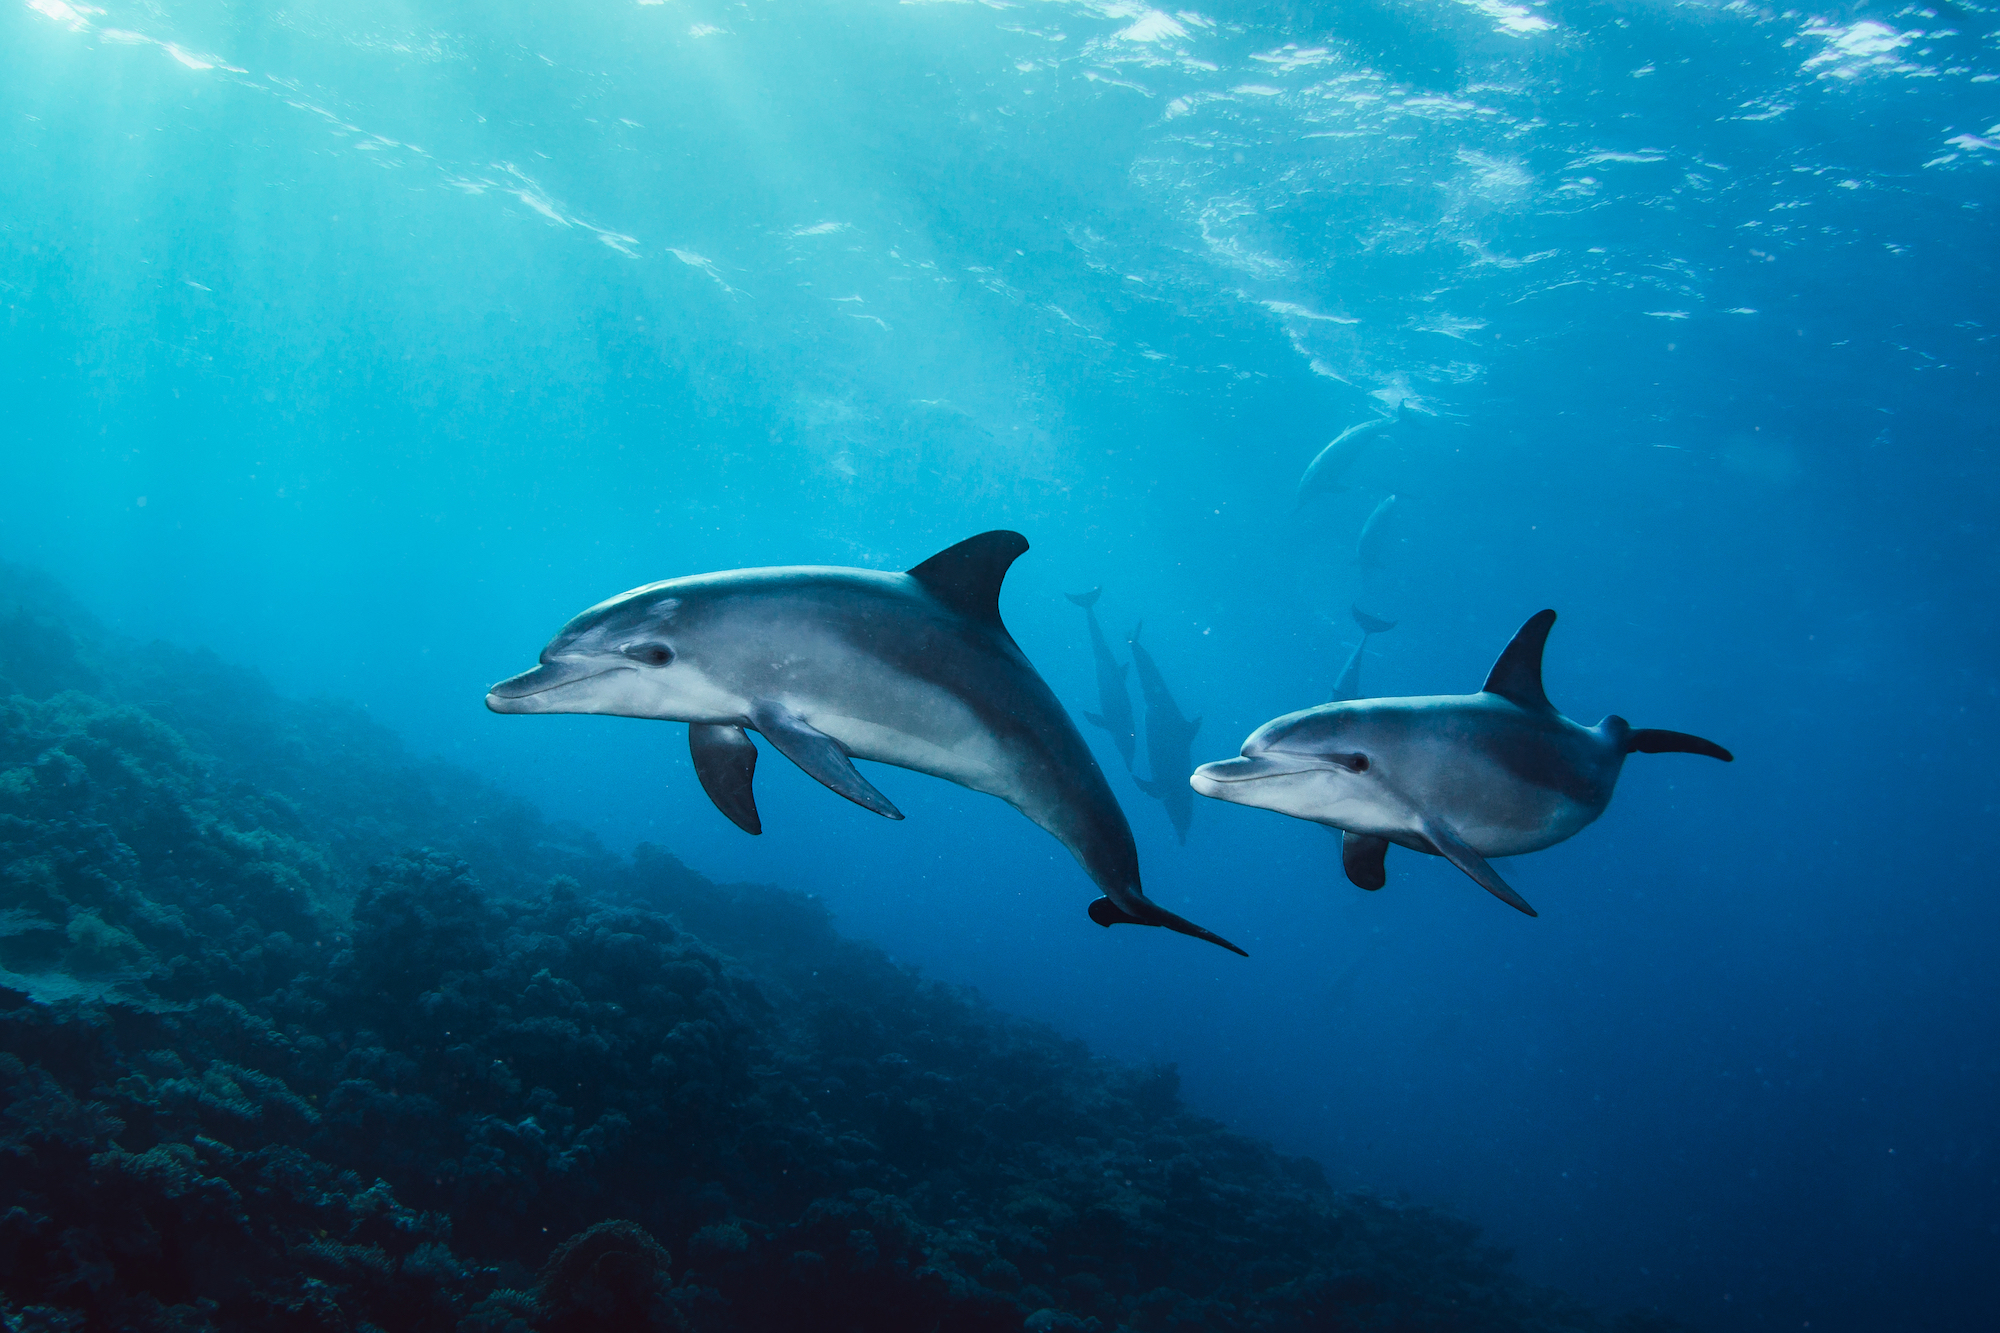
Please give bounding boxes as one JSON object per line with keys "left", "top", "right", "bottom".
{"left": 3, "top": 1, "right": 1995, "bottom": 1328}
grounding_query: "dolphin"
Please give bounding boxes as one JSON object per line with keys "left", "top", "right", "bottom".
{"left": 1355, "top": 493, "right": 1400, "bottom": 569}
{"left": 1296, "top": 400, "right": 1409, "bottom": 510}
{"left": 486, "top": 531, "right": 1244, "bottom": 956}
{"left": 1329, "top": 604, "right": 1397, "bottom": 704}
{"left": 1190, "top": 610, "right": 1731, "bottom": 915}
{"left": 1126, "top": 622, "right": 1201, "bottom": 845}
{"left": 1065, "top": 588, "right": 1137, "bottom": 770}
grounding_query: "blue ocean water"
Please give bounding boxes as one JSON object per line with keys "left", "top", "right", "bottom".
{"left": 2, "top": 0, "right": 1995, "bottom": 1329}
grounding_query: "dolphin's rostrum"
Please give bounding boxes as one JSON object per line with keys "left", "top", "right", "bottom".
{"left": 1191, "top": 610, "right": 1730, "bottom": 914}
{"left": 1065, "top": 587, "right": 1137, "bottom": 771}
{"left": 487, "top": 532, "right": 1245, "bottom": 956}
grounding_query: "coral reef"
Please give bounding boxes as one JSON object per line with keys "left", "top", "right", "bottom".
{"left": 0, "top": 565, "right": 1685, "bottom": 1332}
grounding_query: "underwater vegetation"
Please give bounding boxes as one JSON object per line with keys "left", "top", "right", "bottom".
{"left": 0, "top": 563, "right": 1684, "bottom": 1332}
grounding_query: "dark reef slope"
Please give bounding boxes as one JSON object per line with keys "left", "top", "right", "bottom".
{"left": 0, "top": 566, "right": 1679, "bottom": 1333}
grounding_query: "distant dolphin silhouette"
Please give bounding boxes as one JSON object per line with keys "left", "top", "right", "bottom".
{"left": 1330, "top": 604, "right": 1397, "bottom": 704}
{"left": 1296, "top": 400, "right": 1409, "bottom": 510}
{"left": 1355, "top": 493, "right": 1400, "bottom": 569}
{"left": 1126, "top": 622, "right": 1201, "bottom": 845}
{"left": 1065, "top": 588, "right": 1137, "bottom": 771}
{"left": 487, "top": 531, "right": 1244, "bottom": 955}
{"left": 1191, "top": 610, "right": 1731, "bottom": 914}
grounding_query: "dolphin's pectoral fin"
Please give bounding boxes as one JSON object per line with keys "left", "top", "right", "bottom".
{"left": 1341, "top": 832, "right": 1389, "bottom": 890}
{"left": 1131, "top": 774, "right": 1165, "bottom": 799}
{"left": 750, "top": 702, "right": 905, "bottom": 821}
{"left": 1084, "top": 711, "right": 1110, "bottom": 731}
{"left": 1088, "top": 897, "right": 1248, "bottom": 958}
{"left": 1418, "top": 818, "right": 1538, "bottom": 917}
{"left": 1626, "top": 728, "right": 1734, "bottom": 762}
{"left": 1482, "top": 609, "right": 1558, "bottom": 713}
{"left": 907, "top": 531, "right": 1028, "bottom": 630}
{"left": 689, "top": 724, "right": 762, "bottom": 835}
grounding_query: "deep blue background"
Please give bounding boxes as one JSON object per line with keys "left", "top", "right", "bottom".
{"left": 4, "top": 1, "right": 1996, "bottom": 1328}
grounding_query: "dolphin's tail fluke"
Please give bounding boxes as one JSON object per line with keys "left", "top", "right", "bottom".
{"left": 1088, "top": 896, "right": 1248, "bottom": 957}
{"left": 1351, "top": 604, "right": 1397, "bottom": 636}
{"left": 1066, "top": 587, "right": 1101, "bottom": 608}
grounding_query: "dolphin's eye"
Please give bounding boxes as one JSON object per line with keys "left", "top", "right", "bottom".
{"left": 622, "top": 642, "right": 674, "bottom": 667}
{"left": 1329, "top": 752, "right": 1369, "bottom": 773}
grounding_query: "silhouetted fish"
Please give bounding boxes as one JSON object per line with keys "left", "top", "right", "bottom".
{"left": 1126, "top": 622, "right": 1201, "bottom": 846}
{"left": 1296, "top": 400, "right": 1410, "bottom": 510}
{"left": 1329, "top": 604, "right": 1397, "bottom": 703}
{"left": 1065, "top": 587, "right": 1136, "bottom": 770}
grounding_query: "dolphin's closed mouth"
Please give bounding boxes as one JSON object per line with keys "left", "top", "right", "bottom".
{"left": 1192, "top": 755, "right": 1321, "bottom": 784}
{"left": 486, "top": 660, "right": 618, "bottom": 705}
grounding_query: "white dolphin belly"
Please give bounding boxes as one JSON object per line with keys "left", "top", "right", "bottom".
{"left": 801, "top": 693, "right": 1015, "bottom": 799}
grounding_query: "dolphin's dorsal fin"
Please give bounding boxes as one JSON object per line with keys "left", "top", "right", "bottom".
{"left": 907, "top": 530, "right": 1029, "bottom": 628}
{"left": 1482, "top": 609, "right": 1558, "bottom": 713}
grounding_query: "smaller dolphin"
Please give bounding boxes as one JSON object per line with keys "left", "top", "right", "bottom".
{"left": 1329, "top": 604, "right": 1397, "bottom": 704}
{"left": 1355, "top": 493, "right": 1400, "bottom": 570}
{"left": 1127, "top": 622, "right": 1201, "bottom": 845}
{"left": 1066, "top": 588, "right": 1136, "bottom": 770}
{"left": 1190, "top": 610, "right": 1731, "bottom": 914}
{"left": 1296, "top": 401, "right": 1410, "bottom": 510}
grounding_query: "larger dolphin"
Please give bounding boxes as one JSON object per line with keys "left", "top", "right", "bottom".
{"left": 1190, "top": 610, "right": 1730, "bottom": 914}
{"left": 1126, "top": 623, "right": 1201, "bottom": 845}
{"left": 487, "top": 531, "right": 1245, "bottom": 955}
{"left": 1065, "top": 588, "right": 1136, "bottom": 770}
